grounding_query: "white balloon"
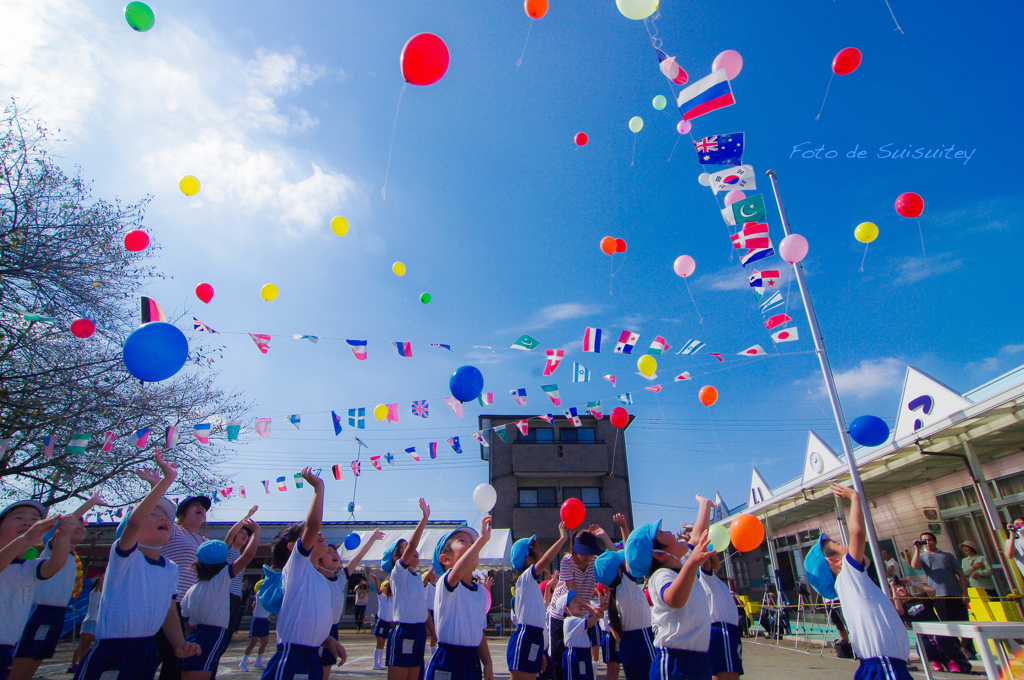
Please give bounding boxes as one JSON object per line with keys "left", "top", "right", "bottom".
{"left": 615, "top": 0, "right": 658, "bottom": 20}
{"left": 473, "top": 483, "right": 497, "bottom": 512}
{"left": 698, "top": 172, "right": 711, "bottom": 187}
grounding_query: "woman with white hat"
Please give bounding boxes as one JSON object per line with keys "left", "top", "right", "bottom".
{"left": 959, "top": 540, "right": 996, "bottom": 597}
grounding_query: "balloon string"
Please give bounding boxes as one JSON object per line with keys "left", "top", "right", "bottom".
{"left": 815, "top": 72, "right": 835, "bottom": 121}
{"left": 517, "top": 21, "right": 533, "bottom": 67}
{"left": 381, "top": 83, "right": 406, "bottom": 200}
{"left": 655, "top": 394, "right": 666, "bottom": 420}
{"left": 666, "top": 134, "right": 681, "bottom": 162}
{"left": 859, "top": 243, "right": 869, "bottom": 272}
{"left": 609, "top": 255, "right": 614, "bottom": 296}
{"left": 884, "top": 0, "right": 905, "bottom": 34}
{"left": 684, "top": 277, "right": 703, "bottom": 323}
{"left": 631, "top": 135, "right": 637, "bottom": 167}
{"left": 917, "top": 217, "right": 926, "bottom": 257}
{"left": 609, "top": 429, "right": 620, "bottom": 478}
{"left": 705, "top": 407, "right": 722, "bottom": 451}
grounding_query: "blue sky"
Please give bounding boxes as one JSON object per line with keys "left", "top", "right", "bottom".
{"left": 4, "top": 0, "right": 1021, "bottom": 529}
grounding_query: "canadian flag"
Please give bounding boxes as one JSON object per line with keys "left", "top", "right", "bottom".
{"left": 738, "top": 345, "right": 767, "bottom": 356}
{"left": 771, "top": 327, "right": 799, "bottom": 344}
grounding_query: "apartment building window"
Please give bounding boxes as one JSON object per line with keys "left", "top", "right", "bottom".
{"left": 563, "top": 487, "right": 601, "bottom": 507}
{"left": 519, "top": 428, "right": 555, "bottom": 443}
{"left": 519, "top": 487, "right": 557, "bottom": 507}
{"left": 559, "top": 428, "right": 596, "bottom": 443}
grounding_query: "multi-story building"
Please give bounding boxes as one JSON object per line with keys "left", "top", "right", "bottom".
{"left": 479, "top": 413, "right": 634, "bottom": 549}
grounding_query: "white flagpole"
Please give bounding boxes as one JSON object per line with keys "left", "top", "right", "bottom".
{"left": 766, "top": 169, "right": 888, "bottom": 593}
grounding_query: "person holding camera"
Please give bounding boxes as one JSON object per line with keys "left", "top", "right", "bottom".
{"left": 1002, "top": 517, "right": 1024, "bottom": 581}
{"left": 910, "top": 532, "right": 976, "bottom": 659}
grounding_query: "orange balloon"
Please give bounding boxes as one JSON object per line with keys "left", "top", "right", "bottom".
{"left": 729, "top": 514, "right": 765, "bottom": 552}
{"left": 600, "top": 236, "right": 616, "bottom": 255}
{"left": 525, "top": 0, "right": 548, "bottom": 19}
{"left": 698, "top": 385, "right": 718, "bottom": 407}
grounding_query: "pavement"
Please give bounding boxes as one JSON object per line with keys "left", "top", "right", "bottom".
{"left": 32, "top": 630, "right": 983, "bottom": 679}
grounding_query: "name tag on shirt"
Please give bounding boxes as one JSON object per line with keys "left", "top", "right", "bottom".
{"left": 435, "top": 672, "right": 451, "bottom": 680}
{"left": 528, "top": 644, "right": 540, "bottom": 661}
{"left": 579, "top": 661, "right": 587, "bottom": 675}
{"left": 18, "top": 586, "right": 33, "bottom": 606}
{"left": 100, "top": 672, "right": 119, "bottom": 680}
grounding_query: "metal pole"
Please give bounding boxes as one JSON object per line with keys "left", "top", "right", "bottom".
{"left": 767, "top": 169, "right": 888, "bottom": 593}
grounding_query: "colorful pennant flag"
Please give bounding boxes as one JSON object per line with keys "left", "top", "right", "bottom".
{"left": 649, "top": 336, "right": 671, "bottom": 354}
{"left": 443, "top": 397, "right": 464, "bottom": 418}
{"left": 166, "top": 426, "right": 179, "bottom": 450}
{"left": 254, "top": 417, "right": 271, "bottom": 437}
{"left": 428, "top": 442, "right": 438, "bottom": 459}
{"left": 411, "top": 400, "right": 430, "bottom": 418}
{"left": 292, "top": 334, "right": 318, "bottom": 343}
{"left": 128, "top": 429, "right": 151, "bottom": 448}
{"left": 708, "top": 164, "right": 755, "bottom": 195}
{"left": 614, "top": 330, "right": 640, "bottom": 354}
{"left": 765, "top": 314, "right": 793, "bottom": 331}
{"left": 192, "top": 317, "right": 219, "bottom": 334}
{"left": 677, "top": 68, "right": 735, "bottom": 122}
{"left": 21, "top": 313, "right": 55, "bottom": 322}
{"left": 493, "top": 425, "right": 508, "bottom": 443}
{"left": 761, "top": 270, "right": 781, "bottom": 289}
{"left": 679, "top": 340, "right": 706, "bottom": 355}
{"left": 370, "top": 456, "right": 382, "bottom": 471}
{"left": 587, "top": 401, "right": 603, "bottom": 419}
{"left": 346, "top": 340, "right": 368, "bottom": 361}
{"left": 675, "top": 372, "right": 691, "bottom": 381}
{"left": 332, "top": 411, "right": 343, "bottom": 435}
{"left": 193, "top": 423, "right": 211, "bottom": 444}
{"left": 430, "top": 343, "right": 453, "bottom": 351}
{"left": 709, "top": 353, "right": 724, "bottom": 362}
{"left": 293, "top": 473, "right": 304, "bottom": 488}
{"left": 583, "top": 327, "right": 602, "bottom": 353}
{"left": 351, "top": 460, "right": 361, "bottom": 476}
{"left": 248, "top": 334, "right": 271, "bottom": 354}
{"left": 515, "top": 420, "right": 528, "bottom": 436}
{"left": 573, "top": 363, "right": 591, "bottom": 383}
{"left": 731, "top": 222, "right": 770, "bottom": 250}
{"left": 219, "top": 488, "right": 233, "bottom": 500}
{"left": 694, "top": 132, "right": 744, "bottom": 166}
{"left": 537, "top": 414, "right": 554, "bottom": 423}
{"left": 604, "top": 375, "right": 617, "bottom": 388}
{"left": 772, "top": 327, "right": 800, "bottom": 343}
{"left": 405, "top": 446, "right": 420, "bottom": 462}
{"left": 448, "top": 437, "right": 462, "bottom": 454}
{"left": 511, "top": 335, "right": 540, "bottom": 351}
{"left": 391, "top": 341, "right": 413, "bottom": 357}
{"left": 510, "top": 388, "right": 528, "bottom": 406}
{"left": 740, "top": 241, "right": 775, "bottom": 268}
{"left": 541, "top": 384, "right": 561, "bottom": 406}
{"left": 240, "top": 486, "right": 247, "bottom": 499}
{"left": 289, "top": 414, "right": 301, "bottom": 430}
{"left": 66, "top": 433, "right": 91, "bottom": 454}
{"left": 331, "top": 464, "right": 343, "bottom": 480}
{"left": 617, "top": 393, "right": 633, "bottom": 406}
{"left": 384, "top": 452, "right": 395, "bottom": 466}
{"left": 644, "top": 385, "right": 663, "bottom": 392}
{"left": 732, "top": 193, "right": 767, "bottom": 225}
{"left": 477, "top": 392, "right": 493, "bottom": 407}
{"left": 141, "top": 297, "right": 167, "bottom": 324}
{"left": 739, "top": 345, "right": 767, "bottom": 357}
{"left": 386, "top": 404, "right": 400, "bottom": 423}
{"left": 348, "top": 408, "right": 365, "bottom": 429}
{"left": 564, "top": 407, "right": 582, "bottom": 427}
{"left": 276, "top": 476, "right": 287, "bottom": 492}
{"left": 543, "top": 350, "right": 564, "bottom": 376}
{"left": 262, "top": 480, "right": 271, "bottom": 493}
{"left": 101, "top": 431, "right": 116, "bottom": 453}
{"left": 472, "top": 431, "right": 489, "bottom": 448}
{"left": 759, "top": 291, "right": 784, "bottom": 314}
{"left": 226, "top": 421, "right": 241, "bottom": 442}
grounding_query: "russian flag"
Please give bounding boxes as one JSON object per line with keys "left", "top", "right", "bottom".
{"left": 391, "top": 341, "right": 413, "bottom": 357}
{"left": 677, "top": 69, "right": 735, "bottom": 121}
{"left": 346, "top": 340, "right": 368, "bottom": 361}
{"left": 583, "top": 327, "right": 602, "bottom": 353}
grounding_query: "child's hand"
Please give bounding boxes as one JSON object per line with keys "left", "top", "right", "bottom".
{"left": 483, "top": 576, "right": 494, "bottom": 590}
{"left": 369, "top": 528, "right": 385, "bottom": 543}
{"left": 301, "top": 466, "right": 323, "bottom": 490}
{"left": 479, "top": 516, "right": 492, "bottom": 543}
{"left": 175, "top": 641, "right": 202, "bottom": 658}
{"left": 558, "top": 521, "right": 569, "bottom": 541}
{"left": 612, "top": 513, "right": 627, "bottom": 529}
{"left": 831, "top": 483, "right": 856, "bottom": 501}
{"left": 419, "top": 498, "right": 430, "bottom": 519}
{"left": 22, "top": 516, "right": 59, "bottom": 545}
{"left": 246, "top": 505, "right": 258, "bottom": 518}
{"left": 329, "top": 638, "right": 347, "bottom": 666}
{"left": 588, "top": 523, "right": 606, "bottom": 538}
{"left": 696, "top": 494, "right": 716, "bottom": 508}
{"left": 689, "top": 531, "right": 713, "bottom": 567}
{"left": 154, "top": 452, "right": 177, "bottom": 481}
{"left": 483, "top": 660, "right": 494, "bottom": 680}
{"left": 134, "top": 467, "right": 161, "bottom": 486}
{"left": 89, "top": 490, "right": 108, "bottom": 506}
{"left": 54, "top": 514, "right": 78, "bottom": 537}
{"left": 243, "top": 518, "right": 260, "bottom": 534}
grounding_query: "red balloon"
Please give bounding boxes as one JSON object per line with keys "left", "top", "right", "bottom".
{"left": 895, "top": 192, "right": 924, "bottom": 218}
{"left": 124, "top": 229, "right": 149, "bottom": 252}
{"left": 615, "top": 238, "right": 627, "bottom": 253}
{"left": 600, "top": 236, "right": 616, "bottom": 255}
{"left": 401, "top": 33, "right": 450, "bottom": 86}
{"left": 610, "top": 407, "right": 629, "bottom": 429}
{"left": 525, "top": 0, "right": 548, "bottom": 19}
{"left": 560, "top": 498, "right": 586, "bottom": 530}
{"left": 574, "top": 132, "right": 588, "bottom": 147}
{"left": 699, "top": 385, "right": 718, "bottom": 407}
{"left": 70, "top": 318, "right": 95, "bottom": 339}
{"left": 832, "top": 47, "right": 862, "bottom": 76}
{"left": 195, "top": 283, "right": 214, "bottom": 304}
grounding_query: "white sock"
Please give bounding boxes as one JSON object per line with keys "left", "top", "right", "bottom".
{"left": 375, "top": 649, "right": 383, "bottom": 666}
{"left": 256, "top": 654, "right": 263, "bottom": 664}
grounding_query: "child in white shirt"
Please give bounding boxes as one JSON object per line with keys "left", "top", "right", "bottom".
{"left": 383, "top": 499, "right": 433, "bottom": 680}
{"left": 561, "top": 590, "right": 602, "bottom": 680}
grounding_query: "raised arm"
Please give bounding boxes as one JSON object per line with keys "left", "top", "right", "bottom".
{"left": 72, "top": 490, "right": 106, "bottom": 520}
{"left": 663, "top": 531, "right": 713, "bottom": 608}
{"left": 589, "top": 523, "right": 615, "bottom": 551}
{"left": 231, "top": 519, "right": 261, "bottom": 574}
{"left": 612, "top": 513, "right": 630, "bottom": 543}
{"left": 225, "top": 505, "right": 259, "bottom": 547}
{"left": 346, "top": 528, "right": 384, "bottom": 574}
{"left": 536, "top": 522, "right": 569, "bottom": 574}
{"left": 832, "top": 484, "right": 865, "bottom": 564}
{"left": 299, "top": 468, "right": 324, "bottom": 553}
{"left": 371, "top": 572, "right": 382, "bottom": 594}
{"left": 447, "top": 516, "right": 491, "bottom": 588}
{"left": 691, "top": 495, "right": 716, "bottom": 544}
{"left": 911, "top": 543, "right": 924, "bottom": 571}
{"left": 0, "top": 516, "right": 59, "bottom": 574}
{"left": 403, "top": 499, "right": 430, "bottom": 564}
{"left": 40, "top": 514, "right": 78, "bottom": 578}
{"left": 120, "top": 452, "right": 177, "bottom": 552}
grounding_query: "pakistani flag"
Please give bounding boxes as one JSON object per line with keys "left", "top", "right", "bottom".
{"left": 731, "top": 194, "right": 767, "bottom": 225}
{"left": 65, "top": 433, "right": 91, "bottom": 454}
{"left": 226, "top": 421, "right": 242, "bottom": 442}
{"left": 510, "top": 334, "right": 540, "bottom": 351}
{"left": 494, "top": 425, "right": 508, "bottom": 443}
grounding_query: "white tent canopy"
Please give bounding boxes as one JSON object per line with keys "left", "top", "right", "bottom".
{"left": 336, "top": 527, "right": 513, "bottom": 570}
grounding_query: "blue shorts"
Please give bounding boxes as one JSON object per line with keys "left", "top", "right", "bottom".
{"left": 260, "top": 642, "right": 323, "bottom": 680}
{"left": 319, "top": 624, "right": 340, "bottom": 666}
{"left": 426, "top": 643, "right": 481, "bottom": 680}
{"left": 1, "top": 644, "right": 14, "bottom": 680}
{"left": 387, "top": 622, "right": 427, "bottom": 667}
{"left": 179, "top": 624, "right": 230, "bottom": 672}
{"left": 373, "top": 619, "right": 392, "bottom": 639}
{"left": 855, "top": 657, "right": 913, "bottom": 680}
{"left": 708, "top": 623, "right": 743, "bottom": 676}
{"left": 588, "top": 626, "right": 599, "bottom": 647}
{"left": 651, "top": 647, "right": 711, "bottom": 680}
{"left": 618, "top": 628, "right": 655, "bottom": 680}
{"left": 563, "top": 648, "right": 594, "bottom": 680}
{"left": 74, "top": 637, "right": 160, "bottom": 680}
{"left": 14, "top": 604, "right": 66, "bottom": 660}
{"left": 250, "top": 617, "right": 270, "bottom": 639}
{"left": 602, "top": 631, "right": 620, "bottom": 664}
{"left": 507, "top": 624, "right": 545, "bottom": 673}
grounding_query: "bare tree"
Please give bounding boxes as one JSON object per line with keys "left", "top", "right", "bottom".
{"left": 0, "top": 100, "right": 247, "bottom": 507}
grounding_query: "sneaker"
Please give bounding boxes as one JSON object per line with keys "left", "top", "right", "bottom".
{"left": 239, "top": 659, "right": 250, "bottom": 672}
{"left": 254, "top": 660, "right": 266, "bottom": 670}
{"left": 833, "top": 640, "right": 854, "bottom": 660}
{"left": 372, "top": 665, "right": 385, "bottom": 671}
{"left": 932, "top": 661, "right": 945, "bottom": 672}
{"left": 948, "top": 660, "right": 972, "bottom": 674}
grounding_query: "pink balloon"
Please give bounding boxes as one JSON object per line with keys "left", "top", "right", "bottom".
{"left": 712, "top": 50, "right": 743, "bottom": 80}
{"left": 779, "top": 234, "right": 809, "bottom": 263}
{"left": 724, "top": 190, "right": 746, "bottom": 207}
{"left": 677, "top": 119, "right": 691, "bottom": 134}
{"left": 673, "top": 255, "right": 696, "bottom": 278}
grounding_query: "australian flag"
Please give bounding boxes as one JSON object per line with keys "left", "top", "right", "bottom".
{"left": 694, "top": 132, "right": 744, "bottom": 166}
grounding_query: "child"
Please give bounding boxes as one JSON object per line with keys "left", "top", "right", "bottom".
{"left": 560, "top": 590, "right": 601, "bottom": 680}
{"left": 699, "top": 553, "right": 742, "bottom": 680}
{"left": 382, "top": 499, "right": 432, "bottom": 680}
{"left": 423, "top": 570, "right": 438, "bottom": 657}
{"left": 370, "top": 574, "right": 394, "bottom": 670}
{"left": 890, "top": 578, "right": 971, "bottom": 674}
{"left": 260, "top": 468, "right": 346, "bottom": 680}
{"left": 240, "top": 579, "right": 270, "bottom": 672}
{"left": 803, "top": 484, "right": 911, "bottom": 680}
{"left": 70, "top": 572, "right": 104, "bottom": 673}
{"left": 508, "top": 522, "right": 568, "bottom": 680}
{"left": 593, "top": 548, "right": 655, "bottom": 680}
{"left": 179, "top": 519, "right": 261, "bottom": 680}
{"left": 74, "top": 452, "right": 201, "bottom": 680}
{"left": 426, "top": 517, "right": 493, "bottom": 680}
{"left": 11, "top": 491, "right": 104, "bottom": 680}
{"left": 317, "top": 529, "right": 383, "bottom": 680}
{"left": 224, "top": 505, "right": 259, "bottom": 642}
{"left": 354, "top": 578, "right": 369, "bottom": 633}
{"left": 0, "top": 501, "right": 74, "bottom": 680}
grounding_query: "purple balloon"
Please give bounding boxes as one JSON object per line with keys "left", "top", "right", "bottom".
{"left": 677, "top": 119, "right": 692, "bottom": 134}
{"left": 724, "top": 190, "right": 746, "bottom": 207}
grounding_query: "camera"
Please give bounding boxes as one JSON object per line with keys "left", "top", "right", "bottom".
{"left": 914, "top": 540, "right": 927, "bottom": 547}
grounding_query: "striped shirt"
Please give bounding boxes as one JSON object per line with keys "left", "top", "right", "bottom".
{"left": 228, "top": 546, "right": 244, "bottom": 596}
{"left": 547, "top": 554, "right": 596, "bottom": 621}
{"left": 162, "top": 524, "right": 204, "bottom": 601}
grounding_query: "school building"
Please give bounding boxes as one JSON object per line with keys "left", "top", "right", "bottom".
{"left": 715, "top": 363, "right": 1024, "bottom": 606}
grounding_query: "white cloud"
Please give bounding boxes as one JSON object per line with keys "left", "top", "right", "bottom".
{"left": 531, "top": 303, "right": 602, "bottom": 329}
{"left": 964, "top": 344, "right": 1024, "bottom": 384}
{"left": 825, "top": 358, "right": 906, "bottom": 399}
{"left": 697, "top": 266, "right": 789, "bottom": 292}
{"left": 893, "top": 254, "right": 963, "bottom": 285}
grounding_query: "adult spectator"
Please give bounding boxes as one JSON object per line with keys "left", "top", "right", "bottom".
{"left": 891, "top": 579, "right": 971, "bottom": 674}
{"left": 1002, "top": 517, "right": 1024, "bottom": 581}
{"left": 959, "top": 541, "right": 995, "bottom": 596}
{"left": 911, "top": 531, "right": 976, "bottom": 659}
{"left": 882, "top": 549, "right": 900, "bottom": 579}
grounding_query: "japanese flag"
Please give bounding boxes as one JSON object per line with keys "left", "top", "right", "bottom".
{"left": 739, "top": 345, "right": 767, "bottom": 356}
{"left": 771, "top": 327, "right": 799, "bottom": 344}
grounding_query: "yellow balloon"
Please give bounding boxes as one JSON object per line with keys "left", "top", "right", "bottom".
{"left": 392, "top": 262, "right": 406, "bottom": 277}
{"left": 854, "top": 222, "right": 879, "bottom": 244}
{"left": 637, "top": 355, "right": 657, "bottom": 376}
{"left": 373, "top": 404, "right": 389, "bottom": 421}
{"left": 179, "top": 175, "right": 200, "bottom": 196}
{"left": 331, "top": 216, "right": 349, "bottom": 237}
{"left": 629, "top": 116, "right": 644, "bottom": 133}
{"left": 260, "top": 283, "right": 279, "bottom": 301}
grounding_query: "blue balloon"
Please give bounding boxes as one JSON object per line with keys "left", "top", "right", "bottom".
{"left": 122, "top": 322, "right": 188, "bottom": 382}
{"left": 344, "top": 533, "right": 361, "bottom": 550}
{"left": 347, "top": 501, "right": 355, "bottom": 514}
{"left": 449, "top": 365, "right": 484, "bottom": 403}
{"left": 849, "top": 415, "right": 890, "bottom": 447}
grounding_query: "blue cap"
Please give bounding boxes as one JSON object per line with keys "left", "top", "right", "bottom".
{"left": 510, "top": 535, "right": 536, "bottom": 571}
{"left": 0, "top": 500, "right": 46, "bottom": 525}
{"left": 555, "top": 588, "right": 578, "bottom": 614}
{"left": 573, "top": 532, "right": 602, "bottom": 556}
{"left": 594, "top": 550, "right": 625, "bottom": 586}
{"left": 624, "top": 520, "right": 662, "bottom": 578}
{"left": 382, "top": 538, "right": 404, "bottom": 574}
{"left": 803, "top": 534, "right": 838, "bottom": 600}
{"left": 175, "top": 496, "right": 210, "bottom": 519}
{"left": 115, "top": 498, "right": 175, "bottom": 540}
{"left": 197, "top": 540, "right": 229, "bottom": 565}
{"left": 432, "top": 526, "right": 479, "bottom": 576}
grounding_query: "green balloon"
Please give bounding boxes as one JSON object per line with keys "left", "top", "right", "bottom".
{"left": 653, "top": 95, "right": 667, "bottom": 111}
{"left": 124, "top": 2, "right": 155, "bottom": 32}
{"left": 628, "top": 116, "right": 644, "bottom": 133}
{"left": 21, "top": 547, "right": 39, "bottom": 560}
{"left": 708, "top": 524, "right": 731, "bottom": 552}
{"left": 420, "top": 292, "right": 431, "bottom": 304}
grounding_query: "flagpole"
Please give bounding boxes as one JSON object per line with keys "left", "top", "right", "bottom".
{"left": 766, "top": 169, "right": 888, "bottom": 593}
